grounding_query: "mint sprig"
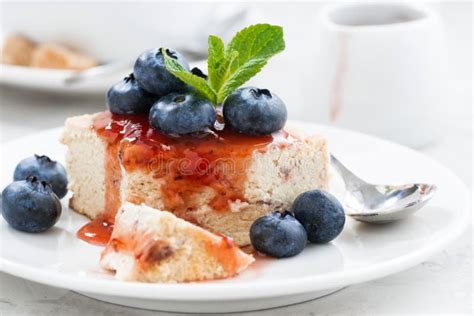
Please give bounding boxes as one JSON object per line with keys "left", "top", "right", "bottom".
{"left": 163, "top": 24, "right": 285, "bottom": 106}
{"left": 161, "top": 49, "right": 216, "bottom": 103}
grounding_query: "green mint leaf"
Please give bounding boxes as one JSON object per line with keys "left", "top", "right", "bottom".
{"left": 209, "top": 24, "right": 285, "bottom": 104}
{"left": 207, "top": 35, "right": 225, "bottom": 87}
{"left": 210, "top": 50, "right": 238, "bottom": 94}
{"left": 164, "top": 24, "right": 285, "bottom": 106}
{"left": 226, "top": 24, "right": 285, "bottom": 69}
{"left": 217, "top": 57, "right": 267, "bottom": 104}
{"left": 162, "top": 48, "right": 217, "bottom": 104}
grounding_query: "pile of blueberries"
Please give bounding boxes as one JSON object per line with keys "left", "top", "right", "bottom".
{"left": 107, "top": 48, "right": 288, "bottom": 136}
{"left": 1, "top": 155, "right": 68, "bottom": 233}
{"left": 250, "top": 190, "right": 345, "bottom": 258}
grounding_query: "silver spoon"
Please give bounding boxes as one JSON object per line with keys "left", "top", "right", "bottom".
{"left": 331, "top": 154, "right": 437, "bottom": 224}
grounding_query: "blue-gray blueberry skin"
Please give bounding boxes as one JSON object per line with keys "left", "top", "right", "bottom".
{"left": 133, "top": 48, "right": 190, "bottom": 96}
{"left": 291, "top": 190, "right": 345, "bottom": 243}
{"left": 250, "top": 211, "right": 307, "bottom": 258}
{"left": 13, "top": 155, "right": 68, "bottom": 199}
{"left": 2, "top": 176, "right": 62, "bottom": 233}
{"left": 106, "top": 73, "right": 159, "bottom": 115}
{"left": 223, "top": 87, "right": 287, "bottom": 135}
{"left": 149, "top": 92, "right": 216, "bottom": 135}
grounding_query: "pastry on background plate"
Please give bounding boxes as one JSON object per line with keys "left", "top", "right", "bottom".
{"left": 1, "top": 34, "right": 97, "bottom": 70}
{"left": 1, "top": 34, "right": 36, "bottom": 66}
{"left": 30, "top": 43, "right": 97, "bottom": 70}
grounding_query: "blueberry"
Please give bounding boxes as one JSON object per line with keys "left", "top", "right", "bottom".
{"left": 149, "top": 92, "right": 216, "bottom": 135}
{"left": 2, "top": 176, "right": 62, "bottom": 233}
{"left": 250, "top": 211, "right": 307, "bottom": 258}
{"left": 291, "top": 190, "right": 345, "bottom": 243}
{"left": 106, "top": 73, "right": 159, "bottom": 115}
{"left": 134, "top": 48, "right": 190, "bottom": 95}
{"left": 13, "top": 155, "right": 68, "bottom": 199}
{"left": 190, "top": 67, "right": 207, "bottom": 80}
{"left": 223, "top": 87, "right": 287, "bottom": 135}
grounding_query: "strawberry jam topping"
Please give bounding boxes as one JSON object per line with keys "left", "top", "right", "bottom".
{"left": 77, "top": 111, "right": 293, "bottom": 246}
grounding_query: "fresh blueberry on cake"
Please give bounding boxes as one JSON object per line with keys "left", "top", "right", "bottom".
{"left": 106, "top": 73, "right": 159, "bottom": 115}
{"left": 100, "top": 203, "right": 254, "bottom": 282}
{"left": 13, "top": 154, "right": 68, "bottom": 199}
{"left": 149, "top": 92, "right": 216, "bottom": 135}
{"left": 133, "top": 48, "right": 190, "bottom": 95}
{"left": 223, "top": 87, "right": 287, "bottom": 135}
{"left": 2, "top": 176, "right": 62, "bottom": 233}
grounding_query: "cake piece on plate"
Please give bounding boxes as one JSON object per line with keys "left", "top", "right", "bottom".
{"left": 60, "top": 111, "right": 329, "bottom": 246}
{"left": 100, "top": 203, "right": 254, "bottom": 282}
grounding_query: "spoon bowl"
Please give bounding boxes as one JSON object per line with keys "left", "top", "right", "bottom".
{"left": 344, "top": 183, "right": 437, "bottom": 223}
{"left": 331, "top": 155, "right": 437, "bottom": 224}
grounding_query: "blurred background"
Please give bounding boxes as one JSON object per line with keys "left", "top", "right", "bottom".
{"left": 0, "top": 1, "right": 472, "bottom": 183}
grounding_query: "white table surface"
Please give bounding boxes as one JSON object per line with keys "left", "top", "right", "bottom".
{"left": 0, "top": 80, "right": 472, "bottom": 315}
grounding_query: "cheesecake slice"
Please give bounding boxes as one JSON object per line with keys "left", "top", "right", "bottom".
{"left": 101, "top": 203, "right": 254, "bottom": 282}
{"left": 61, "top": 111, "right": 329, "bottom": 246}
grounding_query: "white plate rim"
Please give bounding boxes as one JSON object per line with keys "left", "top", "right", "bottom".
{"left": 0, "top": 122, "right": 470, "bottom": 301}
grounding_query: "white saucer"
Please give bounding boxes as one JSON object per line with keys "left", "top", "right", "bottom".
{"left": 0, "top": 122, "right": 469, "bottom": 313}
{"left": 0, "top": 63, "right": 129, "bottom": 94}
{"left": 0, "top": 61, "right": 206, "bottom": 95}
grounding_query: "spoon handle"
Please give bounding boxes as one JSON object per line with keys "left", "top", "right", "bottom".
{"left": 330, "top": 154, "right": 368, "bottom": 190}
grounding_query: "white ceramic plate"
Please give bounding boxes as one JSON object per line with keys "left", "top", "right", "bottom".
{"left": 0, "top": 122, "right": 469, "bottom": 313}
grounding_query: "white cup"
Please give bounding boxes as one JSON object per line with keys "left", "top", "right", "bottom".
{"left": 310, "top": 3, "right": 447, "bottom": 148}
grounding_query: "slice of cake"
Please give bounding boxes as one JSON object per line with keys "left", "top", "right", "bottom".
{"left": 100, "top": 203, "right": 254, "bottom": 282}
{"left": 61, "top": 111, "right": 329, "bottom": 246}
